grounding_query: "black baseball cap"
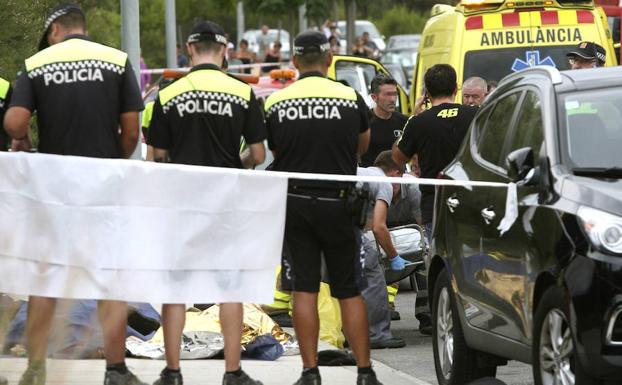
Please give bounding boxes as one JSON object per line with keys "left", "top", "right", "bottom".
{"left": 38, "top": 3, "right": 85, "bottom": 51}
{"left": 567, "top": 41, "right": 606, "bottom": 65}
{"left": 293, "top": 31, "right": 331, "bottom": 56}
{"left": 187, "top": 21, "right": 227, "bottom": 46}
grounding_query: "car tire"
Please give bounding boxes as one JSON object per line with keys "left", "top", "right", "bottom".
{"left": 432, "top": 268, "right": 497, "bottom": 385}
{"left": 532, "top": 285, "right": 600, "bottom": 385}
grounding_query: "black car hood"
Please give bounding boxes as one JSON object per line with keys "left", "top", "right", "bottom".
{"left": 562, "top": 176, "right": 622, "bottom": 216}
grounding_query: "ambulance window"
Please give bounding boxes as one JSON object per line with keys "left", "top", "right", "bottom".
{"left": 505, "top": 91, "right": 544, "bottom": 163}
{"left": 477, "top": 92, "right": 520, "bottom": 167}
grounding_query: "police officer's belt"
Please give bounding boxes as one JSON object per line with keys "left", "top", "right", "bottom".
{"left": 287, "top": 185, "right": 349, "bottom": 200}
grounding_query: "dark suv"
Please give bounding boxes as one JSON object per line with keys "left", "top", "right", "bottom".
{"left": 429, "top": 66, "right": 622, "bottom": 385}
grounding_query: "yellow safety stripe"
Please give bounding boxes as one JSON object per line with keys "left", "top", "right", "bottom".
{"left": 142, "top": 101, "right": 155, "bottom": 129}
{"left": 387, "top": 284, "right": 398, "bottom": 304}
{"left": 264, "top": 76, "right": 358, "bottom": 112}
{"left": 0, "top": 78, "right": 9, "bottom": 100}
{"left": 25, "top": 38, "right": 127, "bottom": 71}
{"left": 159, "top": 69, "right": 251, "bottom": 106}
{"left": 480, "top": 9, "right": 586, "bottom": 28}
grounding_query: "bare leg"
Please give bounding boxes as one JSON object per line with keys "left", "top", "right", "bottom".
{"left": 161, "top": 304, "right": 185, "bottom": 370}
{"left": 97, "top": 300, "right": 128, "bottom": 365}
{"left": 339, "top": 295, "right": 371, "bottom": 368}
{"left": 292, "top": 292, "right": 319, "bottom": 368}
{"left": 25, "top": 296, "right": 56, "bottom": 363}
{"left": 220, "top": 303, "right": 243, "bottom": 372}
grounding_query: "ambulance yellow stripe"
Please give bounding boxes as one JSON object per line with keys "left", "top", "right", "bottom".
{"left": 483, "top": 13, "right": 503, "bottom": 29}
{"left": 558, "top": 10, "right": 578, "bottom": 25}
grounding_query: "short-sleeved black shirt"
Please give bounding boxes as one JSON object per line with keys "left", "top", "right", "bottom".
{"left": 148, "top": 63, "right": 266, "bottom": 168}
{"left": 397, "top": 103, "right": 477, "bottom": 223}
{"left": 265, "top": 72, "right": 369, "bottom": 178}
{"left": 0, "top": 78, "right": 11, "bottom": 151}
{"left": 9, "top": 35, "right": 143, "bottom": 158}
{"left": 360, "top": 110, "right": 407, "bottom": 167}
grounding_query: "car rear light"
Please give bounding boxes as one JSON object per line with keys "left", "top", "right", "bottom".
{"left": 606, "top": 305, "right": 622, "bottom": 346}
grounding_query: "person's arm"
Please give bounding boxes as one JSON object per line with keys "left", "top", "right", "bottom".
{"left": 4, "top": 106, "right": 31, "bottom": 143}
{"left": 372, "top": 200, "right": 398, "bottom": 258}
{"left": 5, "top": 69, "right": 35, "bottom": 151}
{"left": 355, "top": 91, "right": 370, "bottom": 156}
{"left": 392, "top": 115, "right": 417, "bottom": 167}
{"left": 358, "top": 129, "right": 370, "bottom": 156}
{"left": 241, "top": 142, "right": 266, "bottom": 168}
{"left": 392, "top": 143, "right": 410, "bottom": 167}
{"left": 152, "top": 147, "right": 169, "bottom": 163}
{"left": 119, "top": 111, "right": 139, "bottom": 158}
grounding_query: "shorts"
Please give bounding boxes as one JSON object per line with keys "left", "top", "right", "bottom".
{"left": 281, "top": 195, "right": 363, "bottom": 299}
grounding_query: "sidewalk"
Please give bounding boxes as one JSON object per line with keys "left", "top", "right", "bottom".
{"left": 0, "top": 340, "right": 431, "bottom": 385}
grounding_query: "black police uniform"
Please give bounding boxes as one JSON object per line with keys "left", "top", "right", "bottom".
{"left": 265, "top": 34, "right": 369, "bottom": 299}
{"left": 397, "top": 103, "right": 477, "bottom": 225}
{"left": 0, "top": 77, "right": 11, "bottom": 151}
{"left": 10, "top": 35, "right": 143, "bottom": 157}
{"left": 147, "top": 61, "right": 265, "bottom": 167}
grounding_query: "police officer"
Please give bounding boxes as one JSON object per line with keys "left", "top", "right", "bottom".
{"left": 0, "top": 77, "right": 11, "bottom": 151}
{"left": 3, "top": 4, "right": 144, "bottom": 385}
{"left": 265, "top": 30, "right": 383, "bottom": 385}
{"left": 147, "top": 21, "right": 266, "bottom": 385}
{"left": 392, "top": 64, "right": 477, "bottom": 335}
{"left": 567, "top": 41, "right": 606, "bottom": 69}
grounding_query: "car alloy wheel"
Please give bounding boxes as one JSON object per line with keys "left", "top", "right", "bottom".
{"left": 539, "top": 308, "right": 575, "bottom": 385}
{"left": 437, "top": 286, "right": 454, "bottom": 380}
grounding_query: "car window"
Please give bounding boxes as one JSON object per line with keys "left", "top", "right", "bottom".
{"left": 334, "top": 60, "right": 377, "bottom": 105}
{"left": 477, "top": 92, "right": 520, "bottom": 167}
{"left": 506, "top": 91, "right": 544, "bottom": 159}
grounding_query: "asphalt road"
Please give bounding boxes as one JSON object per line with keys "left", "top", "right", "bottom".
{"left": 371, "top": 288, "right": 533, "bottom": 385}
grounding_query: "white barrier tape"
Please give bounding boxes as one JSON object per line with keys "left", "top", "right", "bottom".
{"left": 0, "top": 152, "right": 518, "bottom": 303}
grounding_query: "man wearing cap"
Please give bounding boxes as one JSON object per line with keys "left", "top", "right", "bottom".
{"left": 4, "top": 4, "right": 144, "bottom": 385}
{"left": 147, "top": 20, "right": 266, "bottom": 385}
{"left": 265, "top": 31, "right": 383, "bottom": 385}
{"left": 0, "top": 77, "right": 11, "bottom": 151}
{"left": 567, "top": 41, "right": 606, "bottom": 69}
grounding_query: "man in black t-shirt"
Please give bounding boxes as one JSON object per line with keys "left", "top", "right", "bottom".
{"left": 360, "top": 74, "right": 407, "bottom": 168}
{"left": 148, "top": 21, "right": 266, "bottom": 385}
{"left": 4, "top": 5, "right": 144, "bottom": 385}
{"left": 392, "top": 64, "right": 477, "bottom": 333}
{"left": 265, "top": 31, "right": 383, "bottom": 385}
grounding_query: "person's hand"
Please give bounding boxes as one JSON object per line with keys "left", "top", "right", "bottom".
{"left": 390, "top": 255, "right": 408, "bottom": 271}
{"left": 11, "top": 136, "right": 32, "bottom": 152}
{"left": 414, "top": 96, "right": 428, "bottom": 116}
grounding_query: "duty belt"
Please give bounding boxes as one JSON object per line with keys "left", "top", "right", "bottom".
{"left": 287, "top": 185, "right": 349, "bottom": 201}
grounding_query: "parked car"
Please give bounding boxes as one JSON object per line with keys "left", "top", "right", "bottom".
{"left": 241, "top": 29, "right": 291, "bottom": 60}
{"left": 429, "top": 66, "right": 622, "bottom": 385}
{"left": 386, "top": 34, "right": 420, "bottom": 50}
{"left": 380, "top": 62, "right": 409, "bottom": 91}
{"left": 381, "top": 49, "right": 417, "bottom": 88}
{"left": 336, "top": 20, "right": 386, "bottom": 52}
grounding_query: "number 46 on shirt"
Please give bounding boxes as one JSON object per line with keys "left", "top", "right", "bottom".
{"left": 437, "top": 108, "right": 458, "bottom": 118}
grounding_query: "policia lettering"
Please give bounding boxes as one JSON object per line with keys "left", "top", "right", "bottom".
{"left": 481, "top": 27, "right": 582, "bottom": 46}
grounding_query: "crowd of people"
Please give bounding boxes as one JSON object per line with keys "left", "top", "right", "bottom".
{"left": 0, "top": 2, "right": 611, "bottom": 385}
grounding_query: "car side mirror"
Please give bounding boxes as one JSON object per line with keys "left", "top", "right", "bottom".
{"left": 506, "top": 147, "right": 535, "bottom": 183}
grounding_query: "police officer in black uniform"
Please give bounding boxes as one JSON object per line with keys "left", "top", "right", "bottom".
{"left": 0, "top": 77, "right": 11, "bottom": 151}
{"left": 392, "top": 64, "right": 477, "bottom": 334}
{"left": 265, "top": 30, "right": 383, "bottom": 385}
{"left": 4, "top": 4, "right": 144, "bottom": 385}
{"left": 147, "top": 21, "right": 266, "bottom": 385}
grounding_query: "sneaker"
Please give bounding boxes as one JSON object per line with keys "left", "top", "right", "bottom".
{"left": 153, "top": 369, "right": 183, "bottom": 385}
{"left": 104, "top": 370, "right": 149, "bottom": 385}
{"left": 292, "top": 373, "right": 321, "bottom": 385}
{"left": 222, "top": 371, "right": 263, "bottom": 385}
{"left": 18, "top": 366, "right": 45, "bottom": 385}
{"left": 357, "top": 372, "right": 383, "bottom": 385}
{"left": 370, "top": 337, "right": 406, "bottom": 349}
{"left": 390, "top": 310, "right": 401, "bottom": 321}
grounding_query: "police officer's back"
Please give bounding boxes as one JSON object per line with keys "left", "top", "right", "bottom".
{"left": 265, "top": 31, "right": 384, "bottom": 385}
{"left": 148, "top": 22, "right": 266, "bottom": 168}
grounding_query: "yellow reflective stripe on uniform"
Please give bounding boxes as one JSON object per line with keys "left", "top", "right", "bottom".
{"left": 25, "top": 39, "right": 127, "bottom": 72}
{"left": 0, "top": 78, "right": 9, "bottom": 99}
{"left": 142, "top": 101, "right": 155, "bottom": 129}
{"left": 264, "top": 76, "right": 358, "bottom": 112}
{"left": 158, "top": 69, "right": 251, "bottom": 106}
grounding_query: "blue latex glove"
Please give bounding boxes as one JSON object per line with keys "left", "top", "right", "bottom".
{"left": 390, "top": 255, "right": 408, "bottom": 271}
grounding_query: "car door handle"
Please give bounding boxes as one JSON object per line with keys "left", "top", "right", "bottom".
{"left": 481, "top": 207, "right": 496, "bottom": 225}
{"left": 446, "top": 196, "right": 460, "bottom": 213}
